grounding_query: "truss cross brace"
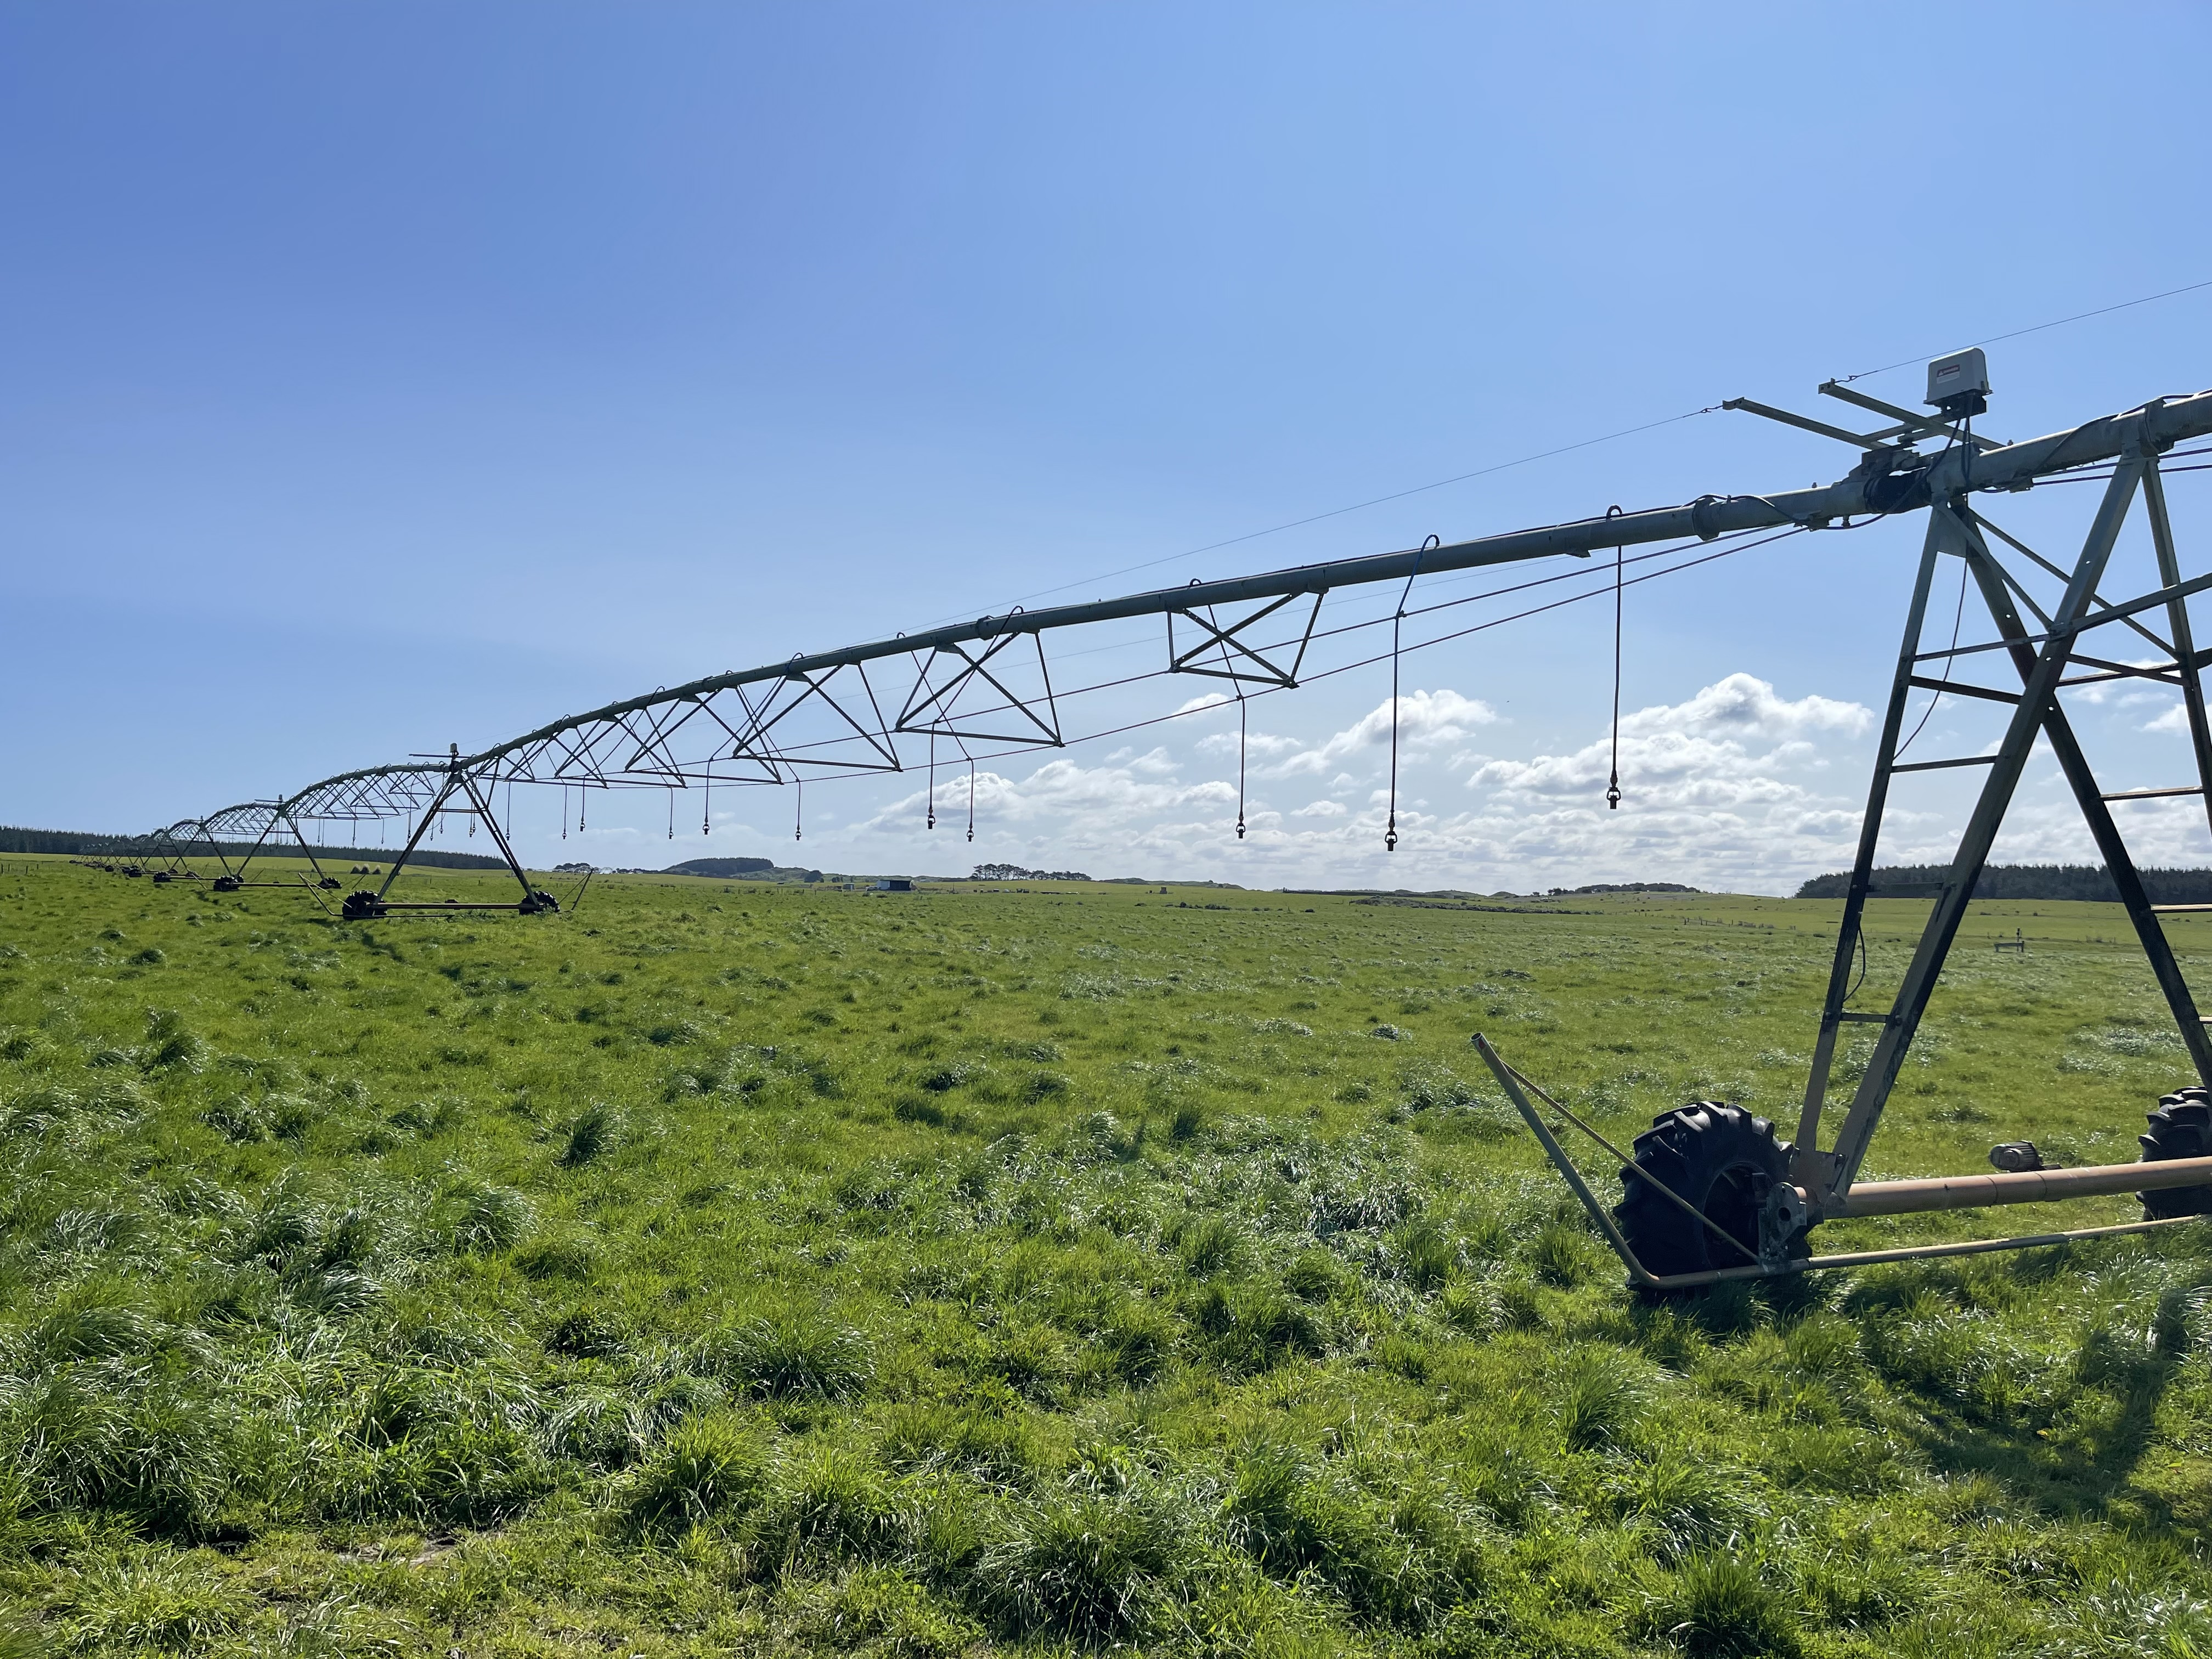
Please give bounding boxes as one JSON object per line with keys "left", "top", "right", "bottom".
{"left": 896, "top": 630, "right": 1063, "bottom": 748}
{"left": 1166, "top": 590, "right": 1327, "bottom": 689}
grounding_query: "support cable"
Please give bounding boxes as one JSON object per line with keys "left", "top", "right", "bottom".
{"left": 1385, "top": 537, "right": 1436, "bottom": 853}
{"left": 1206, "top": 606, "right": 1249, "bottom": 842}
{"left": 1606, "top": 506, "right": 1625, "bottom": 811}
{"left": 1894, "top": 554, "right": 1971, "bottom": 761}
{"left": 1238, "top": 695, "right": 1248, "bottom": 842}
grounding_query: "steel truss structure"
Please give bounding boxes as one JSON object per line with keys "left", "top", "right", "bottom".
{"left": 113, "top": 369, "right": 2212, "bottom": 1281}
{"left": 1467, "top": 384, "right": 2212, "bottom": 1285}
{"left": 150, "top": 386, "right": 2211, "bottom": 878}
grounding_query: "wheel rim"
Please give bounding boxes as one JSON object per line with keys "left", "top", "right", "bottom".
{"left": 1703, "top": 1163, "right": 1769, "bottom": 1260}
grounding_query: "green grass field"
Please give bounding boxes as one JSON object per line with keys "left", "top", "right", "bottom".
{"left": 9, "top": 853, "right": 2212, "bottom": 1656}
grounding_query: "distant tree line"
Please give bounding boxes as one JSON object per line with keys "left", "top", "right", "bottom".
{"left": 972, "top": 862, "right": 1092, "bottom": 882}
{"left": 1795, "top": 863, "right": 2212, "bottom": 903}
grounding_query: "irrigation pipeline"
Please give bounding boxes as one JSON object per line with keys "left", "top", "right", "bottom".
{"left": 150, "top": 386, "right": 2212, "bottom": 843}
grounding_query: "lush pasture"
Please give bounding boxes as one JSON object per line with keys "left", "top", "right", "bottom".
{"left": 7, "top": 855, "right": 2212, "bottom": 1657}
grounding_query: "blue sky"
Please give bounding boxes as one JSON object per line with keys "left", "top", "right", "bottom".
{"left": 4, "top": 3, "right": 2210, "bottom": 890}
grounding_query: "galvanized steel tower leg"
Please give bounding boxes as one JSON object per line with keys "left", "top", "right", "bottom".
{"left": 1795, "top": 514, "right": 1948, "bottom": 1185}
{"left": 1821, "top": 464, "right": 2146, "bottom": 1199}
{"left": 2141, "top": 456, "right": 2212, "bottom": 836}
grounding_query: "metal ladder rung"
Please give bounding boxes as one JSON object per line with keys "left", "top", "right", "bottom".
{"left": 2103, "top": 785, "right": 2207, "bottom": 801}
{"left": 2152, "top": 905, "right": 2212, "bottom": 915}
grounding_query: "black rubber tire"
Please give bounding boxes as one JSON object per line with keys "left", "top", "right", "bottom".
{"left": 2138, "top": 1086, "right": 2212, "bottom": 1217}
{"left": 1615, "top": 1101, "right": 1793, "bottom": 1278}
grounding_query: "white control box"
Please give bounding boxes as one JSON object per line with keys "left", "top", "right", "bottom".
{"left": 1927, "top": 347, "right": 1991, "bottom": 409}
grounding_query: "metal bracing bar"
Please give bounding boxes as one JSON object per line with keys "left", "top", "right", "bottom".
{"left": 2105, "top": 786, "right": 2206, "bottom": 802}
{"left": 1722, "top": 397, "right": 1891, "bottom": 449}
{"left": 2061, "top": 655, "right": 2183, "bottom": 687}
{"left": 1797, "top": 517, "right": 1948, "bottom": 1172}
{"left": 1951, "top": 512, "right": 2212, "bottom": 1091}
{"left": 615, "top": 698, "right": 699, "bottom": 777}
{"left": 1967, "top": 508, "right": 2177, "bottom": 657}
{"left": 1820, "top": 472, "right": 2149, "bottom": 1201}
{"left": 1906, "top": 675, "right": 2019, "bottom": 704}
{"left": 1646, "top": 1216, "right": 2209, "bottom": 1290}
{"left": 1920, "top": 567, "right": 2212, "bottom": 665}
{"left": 1166, "top": 590, "right": 1327, "bottom": 688}
{"left": 1816, "top": 380, "right": 2005, "bottom": 451}
{"left": 1471, "top": 1035, "right": 1658, "bottom": 1281}
{"left": 2141, "top": 456, "right": 2212, "bottom": 842}
{"left": 1891, "top": 755, "right": 1999, "bottom": 773}
{"left": 1495, "top": 1048, "right": 1762, "bottom": 1267}
{"left": 2074, "top": 653, "right": 2181, "bottom": 680}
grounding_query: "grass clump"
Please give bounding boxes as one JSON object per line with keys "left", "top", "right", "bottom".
{"left": 622, "top": 1412, "right": 770, "bottom": 1532}
{"left": 558, "top": 1099, "right": 624, "bottom": 1165}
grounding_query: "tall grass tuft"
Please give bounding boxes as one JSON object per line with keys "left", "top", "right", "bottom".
{"left": 438, "top": 1181, "right": 535, "bottom": 1254}
{"left": 1557, "top": 1348, "right": 1646, "bottom": 1451}
{"left": 59, "top": 1548, "right": 252, "bottom": 1654}
{"left": 709, "top": 1314, "right": 873, "bottom": 1400}
{"left": 1654, "top": 1552, "right": 1803, "bottom": 1657}
{"left": 1222, "top": 1440, "right": 1391, "bottom": 1606}
{"left": 622, "top": 1412, "right": 769, "bottom": 1532}
{"left": 764, "top": 1443, "right": 897, "bottom": 1559}
{"left": 140, "top": 1008, "right": 205, "bottom": 1071}
{"left": 560, "top": 1102, "right": 624, "bottom": 1166}
{"left": 979, "top": 1475, "right": 1183, "bottom": 1644}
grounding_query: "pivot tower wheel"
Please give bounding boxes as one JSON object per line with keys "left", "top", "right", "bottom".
{"left": 2138, "top": 1086, "right": 2212, "bottom": 1218}
{"left": 1615, "top": 1102, "right": 1798, "bottom": 1279}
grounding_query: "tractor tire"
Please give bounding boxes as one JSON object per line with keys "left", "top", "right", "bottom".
{"left": 1615, "top": 1101, "right": 1795, "bottom": 1279}
{"left": 2138, "top": 1087, "right": 2212, "bottom": 1218}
